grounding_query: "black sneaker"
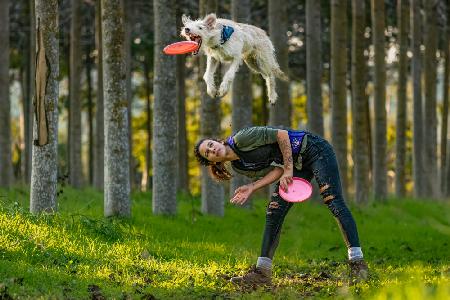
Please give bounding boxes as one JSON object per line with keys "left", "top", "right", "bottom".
{"left": 348, "top": 259, "right": 369, "bottom": 283}
{"left": 230, "top": 265, "right": 272, "bottom": 286}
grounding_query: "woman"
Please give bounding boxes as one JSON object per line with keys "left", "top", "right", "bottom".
{"left": 194, "top": 126, "right": 368, "bottom": 286}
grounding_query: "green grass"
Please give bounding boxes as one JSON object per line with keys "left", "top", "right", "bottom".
{"left": 0, "top": 186, "right": 449, "bottom": 299}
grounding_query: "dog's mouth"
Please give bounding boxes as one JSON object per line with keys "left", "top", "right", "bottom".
{"left": 187, "top": 33, "right": 202, "bottom": 55}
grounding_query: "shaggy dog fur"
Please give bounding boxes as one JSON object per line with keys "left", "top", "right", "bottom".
{"left": 180, "top": 13, "right": 288, "bottom": 104}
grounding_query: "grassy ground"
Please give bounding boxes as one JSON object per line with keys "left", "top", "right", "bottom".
{"left": 0, "top": 186, "right": 449, "bottom": 299}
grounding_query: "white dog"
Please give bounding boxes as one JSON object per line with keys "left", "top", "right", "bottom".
{"left": 181, "top": 13, "right": 288, "bottom": 104}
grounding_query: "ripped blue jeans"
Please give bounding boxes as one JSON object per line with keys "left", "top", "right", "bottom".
{"left": 260, "top": 134, "right": 361, "bottom": 259}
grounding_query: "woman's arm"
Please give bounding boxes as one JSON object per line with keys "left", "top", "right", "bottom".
{"left": 276, "top": 129, "right": 294, "bottom": 191}
{"left": 230, "top": 167, "right": 283, "bottom": 205}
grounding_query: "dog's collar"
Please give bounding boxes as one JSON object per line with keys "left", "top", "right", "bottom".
{"left": 211, "top": 25, "right": 234, "bottom": 49}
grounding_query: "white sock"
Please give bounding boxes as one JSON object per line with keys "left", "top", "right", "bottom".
{"left": 348, "top": 247, "right": 364, "bottom": 261}
{"left": 256, "top": 257, "right": 272, "bottom": 272}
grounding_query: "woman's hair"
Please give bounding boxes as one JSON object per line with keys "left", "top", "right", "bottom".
{"left": 194, "top": 138, "right": 232, "bottom": 181}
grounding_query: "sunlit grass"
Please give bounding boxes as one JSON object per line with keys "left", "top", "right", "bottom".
{"left": 0, "top": 186, "right": 449, "bottom": 299}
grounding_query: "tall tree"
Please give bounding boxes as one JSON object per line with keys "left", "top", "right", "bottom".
{"left": 23, "top": 0, "right": 35, "bottom": 184}
{"left": 351, "top": 0, "right": 370, "bottom": 203}
{"left": 199, "top": 0, "right": 224, "bottom": 216}
{"left": 143, "top": 58, "right": 152, "bottom": 192}
{"left": 423, "top": 0, "right": 439, "bottom": 198}
{"left": 395, "top": 0, "right": 409, "bottom": 197}
{"left": 69, "top": 0, "right": 83, "bottom": 188}
{"left": 85, "top": 9, "right": 94, "bottom": 186}
{"left": 330, "top": 0, "right": 349, "bottom": 197}
{"left": 439, "top": 6, "right": 449, "bottom": 197}
{"left": 0, "top": 0, "right": 12, "bottom": 188}
{"left": 102, "top": 0, "right": 130, "bottom": 217}
{"left": 411, "top": 0, "right": 425, "bottom": 197}
{"left": 268, "top": 0, "right": 290, "bottom": 127}
{"left": 306, "top": 0, "right": 324, "bottom": 136}
{"left": 371, "top": 0, "right": 387, "bottom": 199}
{"left": 94, "top": 0, "right": 104, "bottom": 190}
{"left": 30, "top": 0, "right": 59, "bottom": 213}
{"left": 176, "top": 3, "right": 189, "bottom": 194}
{"left": 230, "top": 0, "right": 253, "bottom": 206}
{"left": 122, "top": 0, "right": 134, "bottom": 190}
{"left": 153, "top": 0, "right": 178, "bottom": 214}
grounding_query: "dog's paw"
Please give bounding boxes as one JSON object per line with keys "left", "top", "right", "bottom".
{"left": 207, "top": 85, "right": 217, "bottom": 98}
{"left": 217, "top": 82, "right": 230, "bottom": 98}
{"left": 268, "top": 94, "right": 278, "bottom": 105}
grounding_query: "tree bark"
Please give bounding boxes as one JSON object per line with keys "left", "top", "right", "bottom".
{"left": 330, "top": 0, "right": 349, "bottom": 198}
{"left": 306, "top": 0, "right": 324, "bottom": 136}
{"left": 122, "top": 0, "right": 134, "bottom": 190}
{"left": 199, "top": 0, "right": 224, "bottom": 216}
{"left": 94, "top": 0, "right": 104, "bottom": 190}
{"left": 439, "top": 12, "right": 449, "bottom": 197}
{"left": 423, "top": 0, "right": 438, "bottom": 198}
{"left": 395, "top": 0, "right": 409, "bottom": 197}
{"left": 0, "top": 0, "right": 12, "bottom": 188}
{"left": 371, "top": 0, "right": 387, "bottom": 199}
{"left": 102, "top": 0, "right": 131, "bottom": 217}
{"left": 230, "top": 0, "right": 253, "bottom": 207}
{"left": 30, "top": 0, "right": 59, "bottom": 213}
{"left": 69, "top": 0, "right": 83, "bottom": 188}
{"left": 268, "top": 0, "right": 290, "bottom": 127}
{"left": 411, "top": 0, "right": 425, "bottom": 197}
{"left": 86, "top": 38, "right": 94, "bottom": 186}
{"left": 176, "top": 3, "right": 189, "bottom": 194}
{"left": 351, "top": 0, "right": 370, "bottom": 203}
{"left": 23, "top": 0, "right": 35, "bottom": 184}
{"left": 152, "top": 0, "right": 178, "bottom": 214}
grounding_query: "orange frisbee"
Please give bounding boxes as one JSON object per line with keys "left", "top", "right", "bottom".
{"left": 163, "top": 41, "right": 199, "bottom": 55}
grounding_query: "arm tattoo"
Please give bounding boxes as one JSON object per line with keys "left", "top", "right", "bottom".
{"left": 278, "top": 137, "right": 293, "bottom": 169}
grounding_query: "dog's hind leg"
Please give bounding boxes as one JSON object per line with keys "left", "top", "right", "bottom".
{"left": 264, "top": 74, "right": 278, "bottom": 104}
{"left": 203, "top": 56, "right": 220, "bottom": 98}
{"left": 244, "top": 56, "right": 262, "bottom": 74}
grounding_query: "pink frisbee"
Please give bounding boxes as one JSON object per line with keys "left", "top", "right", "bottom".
{"left": 279, "top": 177, "right": 313, "bottom": 203}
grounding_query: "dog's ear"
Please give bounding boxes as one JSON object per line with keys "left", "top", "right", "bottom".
{"left": 182, "top": 14, "right": 191, "bottom": 25}
{"left": 203, "top": 13, "right": 217, "bottom": 29}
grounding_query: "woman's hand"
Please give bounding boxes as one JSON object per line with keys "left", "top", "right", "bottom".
{"left": 279, "top": 168, "right": 293, "bottom": 192}
{"left": 230, "top": 184, "right": 254, "bottom": 205}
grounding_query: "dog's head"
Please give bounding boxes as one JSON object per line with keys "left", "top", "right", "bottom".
{"left": 180, "top": 13, "right": 219, "bottom": 54}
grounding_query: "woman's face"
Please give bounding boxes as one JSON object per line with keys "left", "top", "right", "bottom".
{"left": 198, "top": 139, "right": 227, "bottom": 163}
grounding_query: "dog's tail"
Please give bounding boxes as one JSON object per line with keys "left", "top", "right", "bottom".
{"left": 274, "top": 67, "right": 289, "bottom": 81}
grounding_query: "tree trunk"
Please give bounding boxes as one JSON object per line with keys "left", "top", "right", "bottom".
{"left": 351, "top": 0, "right": 370, "bottom": 203}
{"left": 371, "top": 0, "right": 387, "bottom": 199}
{"left": 69, "top": 0, "right": 83, "bottom": 188}
{"left": 268, "top": 0, "right": 290, "bottom": 127}
{"left": 122, "top": 0, "right": 134, "bottom": 190}
{"left": 423, "top": 0, "right": 438, "bottom": 198}
{"left": 23, "top": 0, "right": 35, "bottom": 184}
{"left": 439, "top": 12, "right": 449, "bottom": 197}
{"left": 30, "top": 0, "right": 59, "bottom": 213}
{"left": 411, "top": 0, "right": 425, "bottom": 197}
{"left": 306, "top": 0, "right": 324, "bottom": 136}
{"left": 86, "top": 39, "right": 94, "bottom": 186}
{"left": 144, "top": 59, "right": 152, "bottom": 191}
{"left": 153, "top": 0, "right": 178, "bottom": 214}
{"left": 230, "top": 0, "right": 253, "bottom": 207}
{"left": 395, "top": 0, "right": 409, "bottom": 197}
{"left": 0, "top": 0, "right": 12, "bottom": 188}
{"left": 199, "top": 0, "right": 224, "bottom": 216}
{"left": 102, "top": 0, "right": 131, "bottom": 217}
{"left": 176, "top": 3, "right": 189, "bottom": 194}
{"left": 330, "top": 0, "right": 349, "bottom": 198}
{"left": 440, "top": 25, "right": 450, "bottom": 197}
{"left": 94, "top": 0, "right": 104, "bottom": 190}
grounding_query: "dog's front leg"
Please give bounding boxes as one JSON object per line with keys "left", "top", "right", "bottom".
{"left": 217, "top": 58, "right": 242, "bottom": 98}
{"left": 203, "top": 56, "right": 219, "bottom": 98}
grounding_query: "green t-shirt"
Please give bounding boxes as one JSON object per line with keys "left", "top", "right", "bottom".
{"left": 229, "top": 127, "right": 284, "bottom": 179}
{"left": 228, "top": 126, "right": 308, "bottom": 179}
